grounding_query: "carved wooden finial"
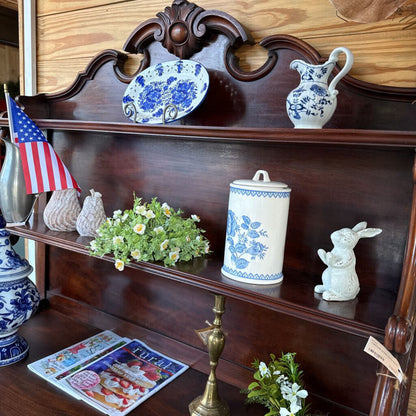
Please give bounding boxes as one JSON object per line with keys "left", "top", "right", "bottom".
{"left": 123, "top": 0, "right": 251, "bottom": 59}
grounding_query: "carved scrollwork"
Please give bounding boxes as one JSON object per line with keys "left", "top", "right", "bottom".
{"left": 385, "top": 315, "right": 413, "bottom": 354}
{"left": 154, "top": 0, "right": 205, "bottom": 59}
{"left": 123, "top": 0, "right": 251, "bottom": 59}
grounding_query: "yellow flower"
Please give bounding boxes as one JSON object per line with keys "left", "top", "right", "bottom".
{"left": 160, "top": 239, "right": 169, "bottom": 251}
{"left": 133, "top": 223, "right": 146, "bottom": 235}
{"left": 131, "top": 250, "right": 141, "bottom": 260}
{"left": 113, "top": 236, "right": 124, "bottom": 245}
{"left": 115, "top": 259, "right": 124, "bottom": 271}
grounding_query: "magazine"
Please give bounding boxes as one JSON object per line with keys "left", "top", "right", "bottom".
{"left": 28, "top": 330, "right": 189, "bottom": 415}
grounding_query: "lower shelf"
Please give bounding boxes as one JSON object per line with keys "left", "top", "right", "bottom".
{"left": 1, "top": 305, "right": 263, "bottom": 416}
{"left": 1, "top": 301, "right": 369, "bottom": 416}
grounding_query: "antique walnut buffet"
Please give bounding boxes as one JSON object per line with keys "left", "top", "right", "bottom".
{"left": 1, "top": 1, "right": 416, "bottom": 415}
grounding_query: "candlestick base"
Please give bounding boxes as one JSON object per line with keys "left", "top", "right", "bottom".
{"left": 189, "top": 395, "right": 230, "bottom": 416}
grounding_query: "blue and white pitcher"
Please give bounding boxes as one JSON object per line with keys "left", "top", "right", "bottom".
{"left": 286, "top": 47, "right": 354, "bottom": 129}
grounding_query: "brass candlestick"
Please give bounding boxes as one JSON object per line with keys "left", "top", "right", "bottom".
{"left": 189, "top": 294, "right": 230, "bottom": 416}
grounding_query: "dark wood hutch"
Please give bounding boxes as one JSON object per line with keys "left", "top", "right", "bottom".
{"left": 1, "top": 1, "right": 416, "bottom": 415}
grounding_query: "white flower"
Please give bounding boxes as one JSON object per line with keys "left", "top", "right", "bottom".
{"left": 259, "top": 362, "right": 270, "bottom": 377}
{"left": 281, "top": 382, "right": 308, "bottom": 403}
{"left": 145, "top": 209, "right": 155, "bottom": 219}
{"left": 121, "top": 213, "right": 129, "bottom": 221}
{"left": 191, "top": 214, "right": 200, "bottom": 222}
{"left": 169, "top": 248, "right": 180, "bottom": 263}
{"left": 279, "top": 401, "right": 301, "bottom": 416}
{"left": 114, "top": 218, "right": 121, "bottom": 226}
{"left": 273, "top": 370, "right": 281, "bottom": 376}
{"left": 162, "top": 202, "right": 171, "bottom": 217}
{"left": 115, "top": 259, "right": 124, "bottom": 271}
{"left": 133, "top": 223, "right": 146, "bottom": 235}
{"left": 153, "top": 226, "right": 164, "bottom": 234}
{"left": 113, "top": 236, "right": 124, "bottom": 245}
{"left": 113, "top": 209, "right": 122, "bottom": 218}
{"left": 160, "top": 239, "right": 169, "bottom": 251}
{"left": 131, "top": 249, "right": 141, "bottom": 260}
{"left": 204, "top": 243, "right": 210, "bottom": 254}
{"left": 135, "top": 205, "right": 146, "bottom": 215}
{"left": 277, "top": 374, "right": 288, "bottom": 384}
{"left": 90, "top": 240, "right": 97, "bottom": 251}
{"left": 106, "top": 218, "right": 112, "bottom": 226}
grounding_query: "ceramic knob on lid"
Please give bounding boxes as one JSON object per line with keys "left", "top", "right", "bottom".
{"left": 221, "top": 170, "right": 291, "bottom": 284}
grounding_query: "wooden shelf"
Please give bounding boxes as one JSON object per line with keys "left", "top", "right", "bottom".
{"left": 8, "top": 213, "right": 394, "bottom": 338}
{"left": 1, "top": 305, "right": 250, "bottom": 416}
{"left": 1, "top": 117, "right": 416, "bottom": 148}
{"left": 1, "top": 302, "right": 364, "bottom": 416}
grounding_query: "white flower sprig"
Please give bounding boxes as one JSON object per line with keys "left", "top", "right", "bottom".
{"left": 244, "top": 353, "right": 312, "bottom": 416}
{"left": 89, "top": 195, "right": 210, "bottom": 270}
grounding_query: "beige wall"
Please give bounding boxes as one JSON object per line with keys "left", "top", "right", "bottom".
{"left": 31, "top": 0, "right": 416, "bottom": 93}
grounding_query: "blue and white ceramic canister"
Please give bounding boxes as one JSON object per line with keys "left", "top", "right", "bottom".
{"left": 222, "top": 170, "right": 291, "bottom": 285}
{"left": 0, "top": 214, "right": 39, "bottom": 366}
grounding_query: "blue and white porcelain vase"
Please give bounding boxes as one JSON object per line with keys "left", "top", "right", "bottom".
{"left": 286, "top": 47, "right": 354, "bottom": 128}
{"left": 222, "top": 170, "right": 291, "bottom": 285}
{"left": 0, "top": 214, "right": 39, "bottom": 366}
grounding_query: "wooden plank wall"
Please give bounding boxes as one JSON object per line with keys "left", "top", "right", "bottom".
{"left": 0, "top": 44, "right": 18, "bottom": 84}
{"left": 32, "top": 0, "right": 416, "bottom": 94}
{"left": 0, "top": 3, "right": 18, "bottom": 86}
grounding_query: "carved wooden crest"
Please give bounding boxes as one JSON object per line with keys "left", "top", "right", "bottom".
{"left": 123, "top": 0, "right": 252, "bottom": 59}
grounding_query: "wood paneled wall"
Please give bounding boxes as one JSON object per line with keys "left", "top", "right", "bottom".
{"left": 0, "top": 44, "right": 18, "bottom": 84}
{"left": 32, "top": 0, "right": 416, "bottom": 93}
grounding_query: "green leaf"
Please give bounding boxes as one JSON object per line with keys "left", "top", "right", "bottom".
{"left": 248, "top": 381, "right": 260, "bottom": 390}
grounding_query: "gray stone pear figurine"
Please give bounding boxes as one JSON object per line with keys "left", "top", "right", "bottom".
{"left": 76, "top": 189, "right": 107, "bottom": 237}
{"left": 315, "top": 221, "right": 382, "bottom": 301}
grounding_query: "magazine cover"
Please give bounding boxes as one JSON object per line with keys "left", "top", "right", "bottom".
{"left": 62, "top": 339, "right": 189, "bottom": 415}
{"left": 28, "top": 330, "right": 124, "bottom": 380}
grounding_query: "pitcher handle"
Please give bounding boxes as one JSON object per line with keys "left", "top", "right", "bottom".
{"left": 328, "top": 47, "right": 354, "bottom": 95}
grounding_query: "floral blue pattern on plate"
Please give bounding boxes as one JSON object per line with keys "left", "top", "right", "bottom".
{"left": 122, "top": 60, "right": 209, "bottom": 124}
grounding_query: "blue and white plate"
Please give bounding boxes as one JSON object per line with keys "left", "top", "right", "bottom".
{"left": 122, "top": 60, "right": 209, "bottom": 124}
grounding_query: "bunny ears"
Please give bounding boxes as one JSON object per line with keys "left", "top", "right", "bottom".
{"left": 352, "top": 221, "right": 383, "bottom": 239}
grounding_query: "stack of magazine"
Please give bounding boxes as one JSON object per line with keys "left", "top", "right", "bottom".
{"left": 28, "top": 330, "right": 189, "bottom": 415}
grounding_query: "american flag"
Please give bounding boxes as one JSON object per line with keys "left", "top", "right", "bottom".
{"left": 6, "top": 95, "right": 81, "bottom": 195}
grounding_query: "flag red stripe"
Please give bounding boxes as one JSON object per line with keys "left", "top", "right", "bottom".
{"left": 18, "top": 144, "right": 33, "bottom": 194}
{"left": 30, "top": 142, "right": 45, "bottom": 193}
{"left": 54, "top": 149, "right": 69, "bottom": 189}
{"left": 43, "top": 142, "right": 56, "bottom": 191}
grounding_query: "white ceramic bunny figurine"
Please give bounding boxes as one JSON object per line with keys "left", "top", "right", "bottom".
{"left": 315, "top": 221, "right": 382, "bottom": 301}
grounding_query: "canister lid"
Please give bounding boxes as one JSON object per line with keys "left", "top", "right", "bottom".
{"left": 231, "top": 170, "right": 290, "bottom": 190}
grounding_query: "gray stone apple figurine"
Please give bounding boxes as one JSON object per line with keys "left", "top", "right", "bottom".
{"left": 315, "top": 221, "right": 382, "bottom": 301}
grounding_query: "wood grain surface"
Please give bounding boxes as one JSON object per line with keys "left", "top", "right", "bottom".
{"left": 33, "top": 0, "right": 416, "bottom": 93}
{"left": 0, "top": 0, "right": 16, "bottom": 10}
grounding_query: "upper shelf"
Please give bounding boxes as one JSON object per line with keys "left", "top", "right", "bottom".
{"left": 1, "top": 118, "right": 416, "bottom": 148}
{"left": 8, "top": 212, "right": 394, "bottom": 339}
